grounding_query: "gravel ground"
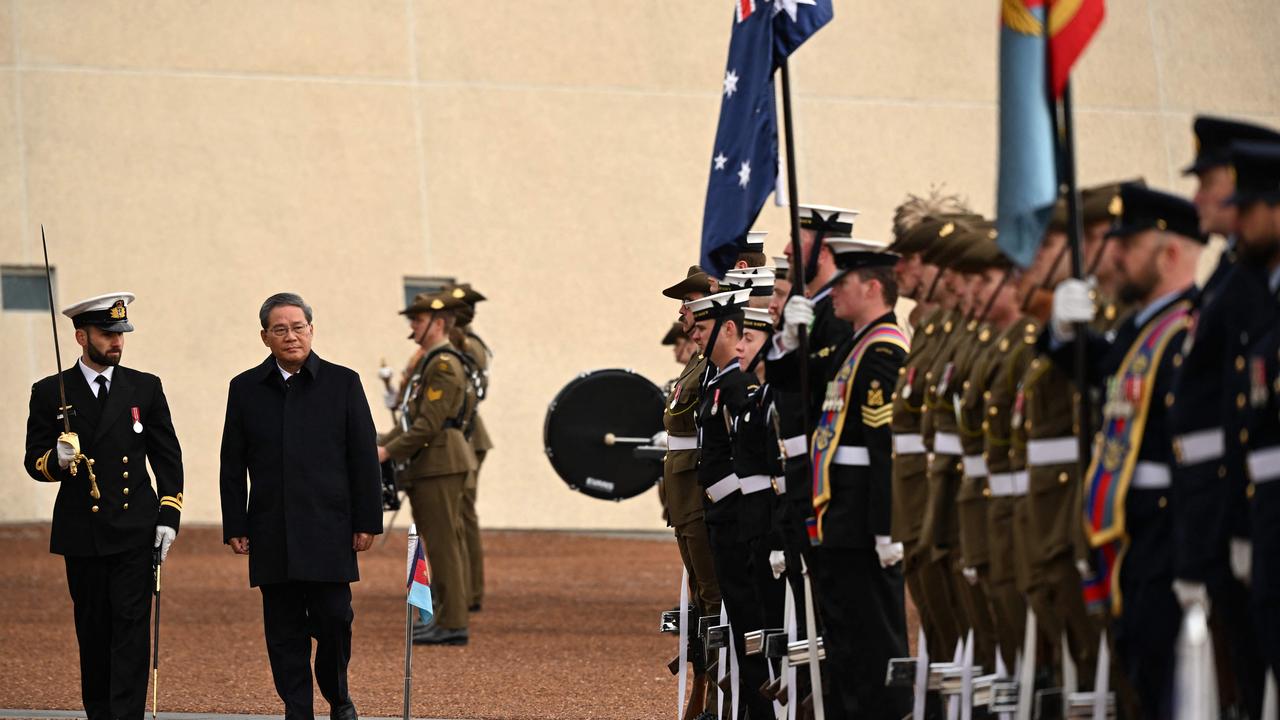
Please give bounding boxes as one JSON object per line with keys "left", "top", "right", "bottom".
{"left": 0, "top": 524, "right": 919, "bottom": 719}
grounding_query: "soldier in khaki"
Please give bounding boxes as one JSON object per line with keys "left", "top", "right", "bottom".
{"left": 938, "top": 226, "right": 1012, "bottom": 674}
{"left": 447, "top": 283, "right": 492, "bottom": 613}
{"left": 378, "top": 291, "right": 477, "bottom": 645}
{"left": 660, "top": 266, "right": 721, "bottom": 718}
{"left": 978, "top": 246, "right": 1037, "bottom": 671}
{"left": 908, "top": 220, "right": 978, "bottom": 659}
{"left": 1008, "top": 183, "right": 1129, "bottom": 686}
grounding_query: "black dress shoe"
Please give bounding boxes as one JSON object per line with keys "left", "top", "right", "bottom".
{"left": 330, "top": 700, "right": 358, "bottom": 720}
{"left": 468, "top": 602, "right": 482, "bottom": 612}
{"left": 413, "top": 625, "right": 469, "bottom": 646}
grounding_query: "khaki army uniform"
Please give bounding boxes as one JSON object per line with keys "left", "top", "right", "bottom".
{"left": 461, "top": 332, "right": 491, "bottom": 609}
{"left": 981, "top": 319, "right": 1037, "bottom": 668}
{"left": 382, "top": 339, "right": 478, "bottom": 630}
{"left": 663, "top": 352, "right": 721, "bottom": 616}
{"left": 916, "top": 308, "right": 977, "bottom": 658}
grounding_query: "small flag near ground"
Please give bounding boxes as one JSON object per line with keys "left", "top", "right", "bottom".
{"left": 407, "top": 528, "right": 433, "bottom": 624}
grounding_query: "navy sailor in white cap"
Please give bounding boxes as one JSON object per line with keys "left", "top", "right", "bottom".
{"left": 23, "top": 291, "right": 183, "bottom": 720}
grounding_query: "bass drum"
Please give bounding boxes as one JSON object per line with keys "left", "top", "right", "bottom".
{"left": 544, "top": 368, "right": 665, "bottom": 501}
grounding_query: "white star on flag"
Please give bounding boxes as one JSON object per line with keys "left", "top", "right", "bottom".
{"left": 773, "top": 0, "right": 816, "bottom": 22}
{"left": 713, "top": 153, "right": 728, "bottom": 171}
{"left": 738, "top": 160, "right": 751, "bottom": 188}
{"left": 723, "top": 69, "right": 739, "bottom": 98}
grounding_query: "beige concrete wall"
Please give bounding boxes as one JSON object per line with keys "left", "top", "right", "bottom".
{"left": 2, "top": 1, "right": 1276, "bottom": 531}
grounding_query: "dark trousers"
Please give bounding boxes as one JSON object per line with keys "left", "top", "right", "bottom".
{"left": 260, "top": 581, "right": 354, "bottom": 719}
{"left": 64, "top": 545, "right": 154, "bottom": 720}
{"left": 812, "top": 546, "right": 912, "bottom": 720}
{"left": 707, "top": 520, "right": 775, "bottom": 720}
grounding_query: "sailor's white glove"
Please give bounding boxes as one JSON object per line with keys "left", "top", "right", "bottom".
{"left": 1076, "top": 558, "right": 1093, "bottom": 579}
{"left": 875, "top": 536, "right": 904, "bottom": 568}
{"left": 651, "top": 430, "right": 670, "bottom": 448}
{"left": 154, "top": 526, "right": 177, "bottom": 564}
{"left": 779, "top": 296, "right": 815, "bottom": 352}
{"left": 1172, "top": 579, "right": 1210, "bottom": 613}
{"left": 1051, "top": 278, "right": 1096, "bottom": 343}
{"left": 769, "top": 550, "right": 787, "bottom": 579}
{"left": 962, "top": 567, "right": 979, "bottom": 586}
{"left": 383, "top": 388, "right": 399, "bottom": 409}
{"left": 56, "top": 432, "right": 79, "bottom": 469}
{"left": 1230, "top": 538, "right": 1252, "bottom": 585}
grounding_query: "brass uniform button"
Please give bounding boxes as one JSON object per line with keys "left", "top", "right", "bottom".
{"left": 122, "top": 471, "right": 129, "bottom": 479}
{"left": 1165, "top": 393, "right": 1175, "bottom": 408}
{"left": 1240, "top": 429, "right": 1249, "bottom": 444}
{"left": 91, "top": 505, "right": 99, "bottom": 513}
{"left": 1172, "top": 354, "right": 1183, "bottom": 368}
{"left": 123, "top": 487, "right": 130, "bottom": 496}
{"left": 988, "top": 406, "right": 999, "bottom": 416}
{"left": 1237, "top": 393, "right": 1247, "bottom": 409}
{"left": 982, "top": 421, "right": 990, "bottom": 431}
{"left": 1157, "top": 496, "right": 1168, "bottom": 509}
{"left": 983, "top": 488, "right": 992, "bottom": 498}
{"left": 1236, "top": 356, "right": 1246, "bottom": 372}
{"left": 898, "top": 367, "right": 906, "bottom": 375}
{"left": 122, "top": 456, "right": 129, "bottom": 464}
{"left": 123, "top": 503, "right": 129, "bottom": 511}
{"left": 1248, "top": 483, "right": 1256, "bottom": 500}
{"left": 983, "top": 391, "right": 992, "bottom": 401}
{"left": 1219, "top": 466, "right": 1228, "bottom": 479}
{"left": 1058, "top": 472, "right": 1069, "bottom": 484}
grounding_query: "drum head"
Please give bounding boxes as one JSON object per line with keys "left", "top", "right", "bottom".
{"left": 544, "top": 368, "right": 665, "bottom": 501}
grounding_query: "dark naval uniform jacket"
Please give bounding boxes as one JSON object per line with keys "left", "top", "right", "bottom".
{"left": 25, "top": 362, "right": 184, "bottom": 556}
{"left": 219, "top": 352, "right": 383, "bottom": 587}
{"left": 696, "top": 361, "right": 752, "bottom": 527}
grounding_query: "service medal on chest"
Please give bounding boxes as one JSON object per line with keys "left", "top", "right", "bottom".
{"left": 130, "top": 406, "right": 143, "bottom": 434}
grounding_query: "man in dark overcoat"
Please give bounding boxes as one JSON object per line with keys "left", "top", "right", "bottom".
{"left": 220, "top": 292, "right": 383, "bottom": 720}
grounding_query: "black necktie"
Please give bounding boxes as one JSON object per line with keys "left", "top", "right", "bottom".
{"left": 284, "top": 374, "right": 295, "bottom": 391}
{"left": 95, "top": 375, "right": 109, "bottom": 408}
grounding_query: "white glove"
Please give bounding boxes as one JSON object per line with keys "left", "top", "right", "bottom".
{"left": 651, "top": 430, "right": 669, "bottom": 448}
{"left": 1172, "top": 579, "right": 1210, "bottom": 613}
{"left": 154, "top": 526, "right": 177, "bottom": 564}
{"left": 383, "top": 388, "right": 399, "bottom": 409}
{"left": 962, "top": 567, "right": 979, "bottom": 586}
{"left": 1051, "top": 278, "right": 1096, "bottom": 343}
{"left": 1230, "top": 538, "right": 1252, "bottom": 585}
{"left": 56, "top": 433, "right": 79, "bottom": 469}
{"left": 1076, "top": 559, "right": 1092, "bottom": 579}
{"left": 874, "top": 536, "right": 904, "bottom": 568}
{"left": 769, "top": 550, "right": 787, "bottom": 579}
{"left": 779, "top": 296, "right": 815, "bottom": 353}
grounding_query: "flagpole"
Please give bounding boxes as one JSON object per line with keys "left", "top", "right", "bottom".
{"left": 777, "top": 57, "right": 811, "bottom": 438}
{"left": 1047, "top": 0, "right": 1094, "bottom": 470}
{"left": 404, "top": 527, "right": 417, "bottom": 720}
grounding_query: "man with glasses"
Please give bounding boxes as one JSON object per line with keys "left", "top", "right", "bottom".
{"left": 219, "top": 292, "right": 383, "bottom": 720}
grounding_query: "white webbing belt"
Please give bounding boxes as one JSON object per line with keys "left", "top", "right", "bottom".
{"left": 1174, "top": 428, "right": 1225, "bottom": 466}
{"left": 988, "top": 471, "right": 1028, "bottom": 497}
{"left": 667, "top": 434, "right": 698, "bottom": 452}
{"left": 739, "top": 474, "right": 773, "bottom": 495}
{"left": 1132, "top": 462, "right": 1172, "bottom": 490}
{"left": 783, "top": 435, "right": 808, "bottom": 459}
{"left": 894, "top": 433, "right": 926, "bottom": 455}
{"left": 1027, "top": 436, "right": 1079, "bottom": 466}
{"left": 1247, "top": 446, "right": 1280, "bottom": 484}
{"left": 934, "top": 432, "right": 962, "bottom": 456}
{"left": 705, "top": 474, "right": 739, "bottom": 503}
{"left": 962, "top": 455, "right": 988, "bottom": 478}
{"left": 832, "top": 446, "right": 871, "bottom": 466}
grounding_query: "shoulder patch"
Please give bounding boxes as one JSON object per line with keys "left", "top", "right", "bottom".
{"left": 427, "top": 387, "right": 444, "bottom": 402}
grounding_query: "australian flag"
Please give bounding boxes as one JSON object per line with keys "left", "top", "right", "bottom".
{"left": 699, "top": 0, "right": 833, "bottom": 279}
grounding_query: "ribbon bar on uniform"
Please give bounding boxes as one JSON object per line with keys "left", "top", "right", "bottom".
{"left": 962, "top": 455, "right": 988, "bottom": 478}
{"left": 933, "top": 432, "right": 962, "bottom": 456}
{"left": 667, "top": 434, "right": 698, "bottom": 452}
{"left": 1173, "top": 428, "right": 1225, "bottom": 467}
{"left": 988, "top": 471, "right": 1028, "bottom": 496}
{"left": 739, "top": 474, "right": 773, "bottom": 495}
{"left": 1027, "top": 436, "right": 1079, "bottom": 466}
{"left": 1247, "top": 446, "right": 1280, "bottom": 484}
{"left": 783, "top": 435, "right": 807, "bottom": 459}
{"left": 705, "top": 474, "right": 739, "bottom": 503}
{"left": 893, "top": 433, "right": 926, "bottom": 455}
{"left": 1132, "top": 462, "right": 1172, "bottom": 490}
{"left": 832, "top": 446, "right": 870, "bottom": 467}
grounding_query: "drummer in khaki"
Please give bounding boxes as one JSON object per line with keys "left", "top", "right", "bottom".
{"left": 378, "top": 291, "right": 477, "bottom": 645}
